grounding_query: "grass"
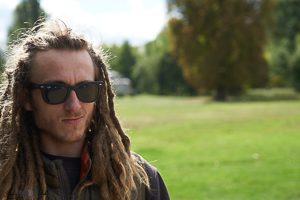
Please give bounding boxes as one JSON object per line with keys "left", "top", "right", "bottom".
{"left": 230, "top": 88, "right": 300, "bottom": 102}
{"left": 114, "top": 94, "right": 300, "bottom": 200}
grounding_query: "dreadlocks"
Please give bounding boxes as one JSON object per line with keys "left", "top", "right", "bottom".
{"left": 0, "top": 20, "right": 148, "bottom": 200}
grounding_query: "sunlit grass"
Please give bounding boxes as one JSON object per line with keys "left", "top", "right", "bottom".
{"left": 115, "top": 95, "right": 300, "bottom": 200}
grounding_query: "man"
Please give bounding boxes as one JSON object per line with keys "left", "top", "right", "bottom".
{"left": 0, "top": 20, "right": 169, "bottom": 200}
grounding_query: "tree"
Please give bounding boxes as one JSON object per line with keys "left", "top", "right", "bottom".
{"left": 266, "top": 40, "right": 290, "bottom": 87}
{"left": 289, "top": 35, "right": 300, "bottom": 91}
{"left": 104, "top": 44, "right": 121, "bottom": 71}
{"left": 7, "top": 0, "right": 46, "bottom": 44}
{"left": 0, "top": 49, "right": 5, "bottom": 74}
{"left": 132, "top": 55, "right": 160, "bottom": 94}
{"left": 168, "top": 0, "right": 273, "bottom": 100}
{"left": 267, "top": 0, "right": 300, "bottom": 90}
{"left": 272, "top": 0, "right": 300, "bottom": 52}
{"left": 113, "top": 41, "right": 136, "bottom": 79}
{"left": 132, "top": 27, "right": 194, "bottom": 95}
{"left": 157, "top": 52, "right": 195, "bottom": 95}
{"left": 131, "top": 29, "right": 168, "bottom": 94}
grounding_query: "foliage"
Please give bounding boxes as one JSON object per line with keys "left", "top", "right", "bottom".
{"left": 7, "top": 0, "right": 46, "bottom": 44}
{"left": 131, "top": 31, "right": 166, "bottom": 94}
{"left": 105, "top": 44, "right": 121, "bottom": 70}
{"left": 289, "top": 35, "right": 300, "bottom": 91}
{"left": 272, "top": 0, "right": 300, "bottom": 52}
{"left": 115, "top": 95, "right": 300, "bottom": 200}
{"left": 131, "top": 54, "right": 160, "bottom": 94}
{"left": 156, "top": 52, "right": 195, "bottom": 95}
{"left": 168, "top": 0, "right": 273, "bottom": 100}
{"left": 111, "top": 41, "right": 136, "bottom": 79}
{"left": 132, "top": 27, "right": 195, "bottom": 95}
{"left": 266, "top": 40, "right": 290, "bottom": 87}
{"left": 0, "top": 49, "right": 5, "bottom": 73}
{"left": 267, "top": 0, "right": 300, "bottom": 90}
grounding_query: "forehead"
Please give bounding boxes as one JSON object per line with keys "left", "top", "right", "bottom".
{"left": 30, "top": 49, "right": 95, "bottom": 83}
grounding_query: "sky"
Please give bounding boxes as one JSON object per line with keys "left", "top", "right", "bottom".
{"left": 0, "top": 0, "right": 168, "bottom": 48}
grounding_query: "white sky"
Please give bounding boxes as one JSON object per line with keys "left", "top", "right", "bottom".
{"left": 0, "top": 0, "right": 168, "bottom": 48}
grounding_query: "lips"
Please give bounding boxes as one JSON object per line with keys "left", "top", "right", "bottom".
{"left": 62, "top": 116, "right": 84, "bottom": 124}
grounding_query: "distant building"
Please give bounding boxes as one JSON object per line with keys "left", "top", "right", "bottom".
{"left": 108, "top": 70, "right": 133, "bottom": 96}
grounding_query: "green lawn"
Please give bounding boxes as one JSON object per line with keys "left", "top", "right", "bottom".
{"left": 115, "top": 95, "right": 300, "bottom": 200}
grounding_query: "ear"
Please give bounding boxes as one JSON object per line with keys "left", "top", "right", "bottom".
{"left": 23, "top": 89, "right": 33, "bottom": 111}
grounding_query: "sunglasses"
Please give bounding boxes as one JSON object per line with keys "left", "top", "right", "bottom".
{"left": 28, "top": 81, "right": 102, "bottom": 105}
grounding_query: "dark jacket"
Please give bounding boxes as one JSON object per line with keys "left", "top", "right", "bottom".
{"left": 41, "top": 150, "right": 170, "bottom": 200}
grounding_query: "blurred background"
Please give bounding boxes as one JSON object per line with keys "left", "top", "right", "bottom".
{"left": 1, "top": 0, "right": 300, "bottom": 199}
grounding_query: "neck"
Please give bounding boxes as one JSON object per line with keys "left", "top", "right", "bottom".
{"left": 40, "top": 134, "right": 85, "bottom": 157}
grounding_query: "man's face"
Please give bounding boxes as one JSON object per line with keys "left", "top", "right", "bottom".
{"left": 26, "top": 49, "right": 96, "bottom": 146}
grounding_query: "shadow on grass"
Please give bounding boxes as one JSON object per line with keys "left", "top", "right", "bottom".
{"left": 228, "top": 88, "right": 300, "bottom": 102}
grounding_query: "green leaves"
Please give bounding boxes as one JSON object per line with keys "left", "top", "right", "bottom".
{"left": 7, "top": 0, "right": 46, "bottom": 44}
{"left": 0, "top": 49, "right": 5, "bottom": 74}
{"left": 168, "top": 0, "right": 273, "bottom": 100}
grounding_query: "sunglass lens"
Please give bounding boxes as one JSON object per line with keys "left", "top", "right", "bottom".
{"left": 76, "top": 82, "right": 99, "bottom": 102}
{"left": 45, "top": 86, "right": 68, "bottom": 104}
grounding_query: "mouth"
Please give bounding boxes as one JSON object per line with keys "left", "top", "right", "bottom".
{"left": 62, "top": 116, "right": 84, "bottom": 124}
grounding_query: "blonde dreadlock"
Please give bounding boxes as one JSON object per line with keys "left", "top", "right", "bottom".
{"left": 0, "top": 19, "right": 148, "bottom": 200}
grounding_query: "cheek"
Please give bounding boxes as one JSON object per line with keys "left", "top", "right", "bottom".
{"left": 30, "top": 90, "right": 44, "bottom": 108}
{"left": 84, "top": 103, "right": 95, "bottom": 117}
{"left": 33, "top": 106, "right": 61, "bottom": 125}
{"left": 31, "top": 95, "right": 62, "bottom": 122}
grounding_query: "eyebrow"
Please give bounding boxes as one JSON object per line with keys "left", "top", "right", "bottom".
{"left": 40, "top": 80, "right": 97, "bottom": 85}
{"left": 42, "top": 80, "right": 66, "bottom": 84}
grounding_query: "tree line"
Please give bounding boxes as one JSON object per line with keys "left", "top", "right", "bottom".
{"left": 1, "top": 0, "right": 300, "bottom": 100}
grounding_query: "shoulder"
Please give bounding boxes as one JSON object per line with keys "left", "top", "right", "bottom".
{"left": 132, "top": 152, "right": 157, "bottom": 177}
{"left": 131, "top": 153, "right": 170, "bottom": 200}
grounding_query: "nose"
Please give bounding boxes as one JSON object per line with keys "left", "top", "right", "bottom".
{"left": 64, "top": 90, "right": 82, "bottom": 112}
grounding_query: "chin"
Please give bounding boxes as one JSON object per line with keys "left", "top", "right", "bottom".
{"left": 60, "top": 131, "right": 86, "bottom": 142}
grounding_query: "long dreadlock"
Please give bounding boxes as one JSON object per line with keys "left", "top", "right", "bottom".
{"left": 0, "top": 20, "right": 148, "bottom": 200}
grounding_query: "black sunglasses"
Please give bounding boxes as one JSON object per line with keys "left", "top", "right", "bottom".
{"left": 28, "top": 81, "right": 102, "bottom": 105}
